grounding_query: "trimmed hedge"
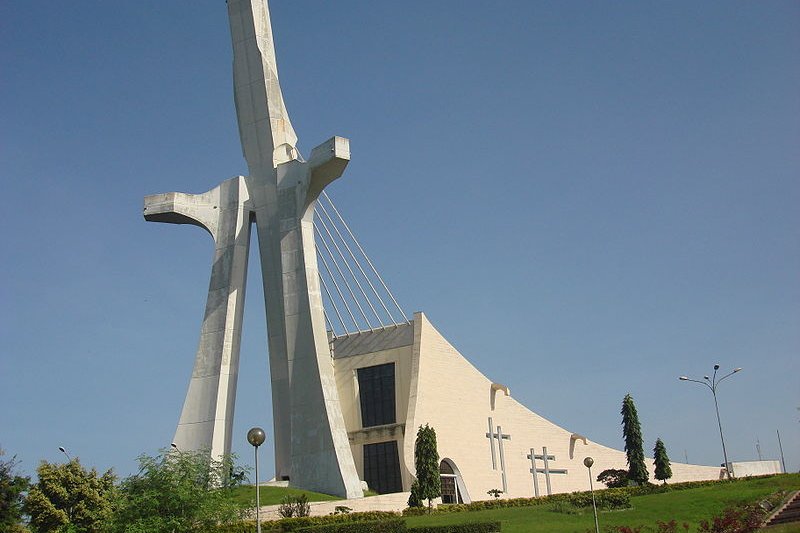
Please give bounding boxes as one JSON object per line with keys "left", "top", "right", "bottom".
{"left": 410, "top": 522, "right": 501, "bottom": 532}
{"left": 567, "top": 490, "right": 630, "bottom": 510}
{"left": 216, "top": 511, "right": 401, "bottom": 532}
{"left": 295, "top": 519, "right": 406, "bottom": 532}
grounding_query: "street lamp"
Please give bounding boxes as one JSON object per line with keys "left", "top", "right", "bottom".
{"left": 247, "top": 427, "right": 267, "bottom": 533}
{"left": 678, "top": 364, "right": 742, "bottom": 480}
{"left": 58, "top": 446, "right": 71, "bottom": 461}
{"left": 583, "top": 457, "right": 600, "bottom": 533}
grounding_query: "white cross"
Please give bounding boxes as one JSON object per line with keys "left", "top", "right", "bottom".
{"left": 527, "top": 446, "right": 567, "bottom": 496}
{"left": 486, "top": 417, "right": 511, "bottom": 493}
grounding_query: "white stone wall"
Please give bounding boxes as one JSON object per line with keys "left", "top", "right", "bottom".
{"left": 331, "top": 312, "right": 724, "bottom": 501}
{"left": 404, "top": 313, "right": 723, "bottom": 500}
{"left": 730, "top": 460, "right": 783, "bottom": 477}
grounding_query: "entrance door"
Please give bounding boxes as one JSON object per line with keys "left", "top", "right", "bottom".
{"left": 439, "top": 460, "right": 463, "bottom": 504}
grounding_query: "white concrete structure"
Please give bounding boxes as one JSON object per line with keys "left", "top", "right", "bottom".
{"left": 729, "top": 460, "right": 783, "bottom": 477}
{"left": 145, "top": 0, "right": 360, "bottom": 498}
{"left": 144, "top": 0, "right": 726, "bottom": 500}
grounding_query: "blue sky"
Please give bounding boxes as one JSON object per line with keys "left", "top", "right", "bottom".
{"left": 2, "top": 1, "right": 798, "bottom": 481}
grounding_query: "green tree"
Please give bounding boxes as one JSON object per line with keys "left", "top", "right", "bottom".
{"left": 1, "top": 447, "right": 30, "bottom": 531}
{"left": 111, "top": 449, "right": 244, "bottom": 533}
{"left": 24, "top": 458, "right": 115, "bottom": 533}
{"left": 596, "top": 468, "right": 628, "bottom": 488}
{"left": 621, "top": 393, "right": 649, "bottom": 485}
{"left": 413, "top": 424, "right": 441, "bottom": 512}
{"left": 653, "top": 438, "right": 673, "bottom": 484}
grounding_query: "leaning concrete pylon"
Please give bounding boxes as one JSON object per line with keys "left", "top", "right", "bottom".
{"left": 144, "top": 0, "right": 363, "bottom": 498}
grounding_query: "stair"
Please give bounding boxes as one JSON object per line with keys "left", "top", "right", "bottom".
{"left": 766, "top": 491, "right": 800, "bottom": 527}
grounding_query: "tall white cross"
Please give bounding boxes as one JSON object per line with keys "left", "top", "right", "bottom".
{"left": 144, "top": 0, "right": 361, "bottom": 498}
{"left": 527, "top": 446, "right": 567, "bottom": 496}
{"left": 486, "top": 417, "right": 512, "bottom": 493}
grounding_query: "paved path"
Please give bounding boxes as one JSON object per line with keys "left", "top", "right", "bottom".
{"left": 255, "top": 492, "right": 417, "bottom": 520}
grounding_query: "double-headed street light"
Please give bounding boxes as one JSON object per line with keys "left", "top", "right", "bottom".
{"left": 678, "top": 364, "right": 742, "bottom": 480}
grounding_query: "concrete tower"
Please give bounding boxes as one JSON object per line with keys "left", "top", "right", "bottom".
{"left": 143, "top": 0, "right": 362, "bottom": 498}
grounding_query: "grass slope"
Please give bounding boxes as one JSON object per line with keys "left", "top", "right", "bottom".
{"left": 404, "top": 474, "right": 800, "bottom": 533}
{"left": 231, "top": 485, "right": 340, "bottom": 507}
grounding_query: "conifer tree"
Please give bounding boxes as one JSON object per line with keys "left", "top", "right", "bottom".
{"left": 413, "top": 424, "right": 441, "bottom": 512}
{"left": 621, "top": 393, "right": 649, "bottom": 484}
{"left": 653, "top": 438, "right": 673, "bottom": 484}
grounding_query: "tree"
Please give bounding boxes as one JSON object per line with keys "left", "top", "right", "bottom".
{"left": 596, "top": 468, "right": 628, "bottom": 488}
{"left": 111, "top": 449, "right": 245, "bottom": 533}
{"left": 412, "top": 424, "right": 441, "bottom": 512}
{"left": 1, "top": 447, "right": 30, "bottom": 531}
{"left": 621, "top": 393, "right": 649, "bottom": 484}
{"left": 24, "top": 458, "right": 115, "bottom": 533}
{"left": 653, "top": 438, "right": 673, "bottom": 484}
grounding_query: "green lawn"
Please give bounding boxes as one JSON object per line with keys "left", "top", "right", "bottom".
{"left": 404, "top": 474, "right": 800, "bottom": 533}
{"left": 231, "top": 485, "right": 340, "bottom": 507}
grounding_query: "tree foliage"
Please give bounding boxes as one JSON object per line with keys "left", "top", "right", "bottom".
{"left": 111, "top": 449, "right": 245, "bottom": 533}
{"left": 413, "top": 424, "right": 441, "bottom": 511}
{"left": 596, "top": 468, "right": 629, "bottom": 488}
{"left": 621, "top": 393, "right": 649, "bottom": 484}
{"left": 653, "top": 438, "right": 673, "bottom": 484}
{"left": 24, "top": 458, "right": 115, "bottom": 533}
{"left": 1, "top": 447, "right": 30, "bottom": 530}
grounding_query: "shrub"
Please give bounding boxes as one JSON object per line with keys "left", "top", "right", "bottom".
{"left": 296, "top": 518, "right": 406, "bottom": 532}
{"left": 697, "top": 503, "right": 765, "bottom": 532}
{"left": 279, "top": 494, "right": 311, "bottom": 518}
{"left": 596, "top": 468, "right": 629, "bottom": 488}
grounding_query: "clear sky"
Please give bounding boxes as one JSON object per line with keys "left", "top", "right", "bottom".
{"left": 2, "top": 1, "right": 798, "bottom": 482}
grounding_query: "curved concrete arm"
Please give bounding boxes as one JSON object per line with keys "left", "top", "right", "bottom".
{"left": 143, "top": 188, "right": 221, "bottom": 240}
{"left": 305, "top": 136, "right": 350, "bottom": 210}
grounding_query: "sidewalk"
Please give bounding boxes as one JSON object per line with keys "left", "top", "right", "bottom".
{"left": 256, "top": 492, "right": 414, "bottom": 520}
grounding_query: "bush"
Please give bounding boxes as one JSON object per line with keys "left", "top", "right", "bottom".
{"left": 567, "top": 489, "right": 631, "bottom": 510}
{"left": 596, "top": 468, "right": 629, "bottom": 488}
{"left": 697, "top": 503, "right": 765, "bottom": 532}
{"left": 296, "top": 518, "right": 406, "bottom": 532}
{"left": 279, "top": 494, "right": 311, "bottom": 518}
{"left": 216, "top": 511, "right": 402, "bottom": 532}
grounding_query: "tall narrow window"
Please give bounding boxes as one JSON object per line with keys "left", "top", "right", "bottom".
{"left": 363, "top": 441, "right": 402, "bottom": 494}
{"left": 357, "top": 363, "right": 396, "bottom": 427}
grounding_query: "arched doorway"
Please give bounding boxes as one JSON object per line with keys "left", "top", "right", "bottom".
{"left": 439, "top": 459, "right": 470, "bottom": 504}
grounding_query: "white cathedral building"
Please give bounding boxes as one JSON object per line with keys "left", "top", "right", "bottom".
{"left": 144, "top": 0, "right": 726, "bottom": 501}
{"left": 327, "top": 313, "right": 722, "bottom": 501}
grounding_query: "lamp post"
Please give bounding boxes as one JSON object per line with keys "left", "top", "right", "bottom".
{"left": 247, "top": 427, "right": 266, "bottom": 533}
{"left": 679, "top": 365, "right": 742, "bottom": 480}
{"left": 583, "top": 457, "right": 600, "bottom": 533}
{"left": 58, "top": 446, "right": 71, "bottom": 461}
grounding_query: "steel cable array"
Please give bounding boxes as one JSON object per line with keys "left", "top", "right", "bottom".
{"left": 313, "top": 191, "right": 409, "bottom": 338}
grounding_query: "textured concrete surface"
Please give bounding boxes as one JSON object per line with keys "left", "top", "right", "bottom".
{"left": 145, "top": 0, "right": 362, "bottom": 498}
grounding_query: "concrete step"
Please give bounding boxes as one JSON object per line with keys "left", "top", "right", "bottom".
{"left": 766, "top": 491, "right": 800, "bottom": 527}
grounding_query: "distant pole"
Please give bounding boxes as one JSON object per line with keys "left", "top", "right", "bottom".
{"left": 679, "top": 364, "right": 742, "bottom": 480}
{"left": 247, "top": 427, "right": 267, "bottom": 533}
{"left": 777, "top": 430, "right": 786, "bottom": 473}
{"left": 684, "top": 449, "right": 688, "bottom": 464}
{"left": 58, "top": 446, "right": 71, "bottom": 461}
{"left": 583, "top": 457, "right": 600, "bottom": 533}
